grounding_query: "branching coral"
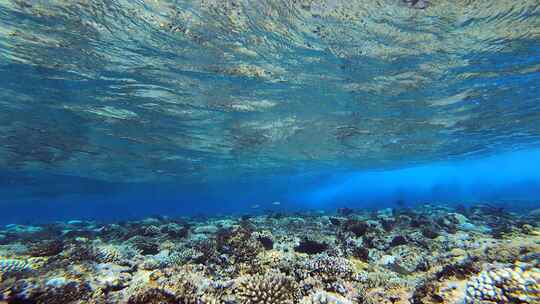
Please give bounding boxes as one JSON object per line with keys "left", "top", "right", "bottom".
{"left": 92, "top": 243, "right": 139, "bottom": 263}
{"left": 0, "top": 258, "right": 32, "bottom": 273}
{"left": 146, "top": 267, "right": 223, "bottom": 304}
{"left": 93, "top": 244, "right": 123, "bottom": 263}
{"left": 235, "top": 273, "right": 298, "bottom": 304}
{"left": 303, "top": 255, "right": 355, "bottom": 283}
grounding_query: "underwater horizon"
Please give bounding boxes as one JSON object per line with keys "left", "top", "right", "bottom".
{"left": 0, "top": 1, "right": 539, "bottom": 303}
{"left": 1, "top": 148, "right": 540, "bottom": 224}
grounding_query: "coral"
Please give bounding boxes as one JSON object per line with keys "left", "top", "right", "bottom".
{"left": 386, "top": 245, "right": 428, "bottom": 274}
{"left": 344, "top": 220, "right": 369, "bottom": 237}
{"left": 304, "top": 255, "right": 354, "bottom": 283}
{"left": 258, "top": 251, "right": 300, "bottom": 275}
{"left": 235, "top": 273, "right": 298, "bottom": 304}
{"left": 168, "top": 247, "right": 204, "bottom": 265}
{"left": 143, "top": 225, "right": 162, "bottom": 236}
{"left": 127, "top": 287, "right": 177, "bottom": 304}
{"left": 27, "top": 239, "right": 64, "bottom": 257}
{"left": 0, "top": 258, "right": 32, "bottom": 273}
{"left": 216, "top": 226, "right": 263, "bottom": 263}
{"left": 92, "top": 243, "right": 139, "bottom": 263}
{"left": 92, "top": 263, "right": 132, "bottom": 292}
{"left": 483, "top": 240, "right": 540, "bottom": 264}
{"left": 295, "top": 238, "right": 329, "bottom": 255}
{"left": 300, "top": 291, "right": 352, "bottom": 304}
{"left": 5, "top": 277, "right": 91, "bottom": 304}
{"left": 421, "top": 227, "right": 440, "bottom": 239}
{"left": 126, "top": 236, "right": 160, "bottom": 255}
{"left": 360, "top": 286, "right": 412, "bottom": 304}
{"left": 254, "top": 231, "right": 274, "bottom": 250}
{"left": 464, "top": 262, "right": 540, "bottom": 304}
{"left": 64, "top": 242, "right": 101, "bottom": 262}
{"left": 161, "top": 223, "right": 189, "bottom": 239}
{"left": 357, "top": 270, "right": 409, "bottom": 291}
{"left": 179, "top": 239, "right": 218, "bottom": 265}
{"left": 389, "top": 235, "right": 408, "bottom": 247}
{"left": 93, "top": 244, "right": 123, "bottom": 263}
{"left": 429, "top": 280, "right": 468, "bottom": 304}
{"left": 145, "top": 267, "right": 223, "bottom": 304}
{"left": 0, "top": 205, "right": 537, "bottom": 304}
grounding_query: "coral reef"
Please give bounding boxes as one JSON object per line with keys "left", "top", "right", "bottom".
{"left": 0, "top": 204, "right": 537, "bottom": 303}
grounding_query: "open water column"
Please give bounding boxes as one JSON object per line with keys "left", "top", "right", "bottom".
{"left": 0, "top": 1, "right": 539, "bottom": 303}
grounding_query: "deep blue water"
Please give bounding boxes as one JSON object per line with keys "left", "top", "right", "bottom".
{"left": 0, "top": 1, "right": 539, "bottom": 224}
{"left": 1, "top": 148, "right": 539, "bottom": 224}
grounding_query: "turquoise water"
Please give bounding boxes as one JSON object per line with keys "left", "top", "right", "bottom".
{"left": 1, "top": 0, "right": 540, "bottom": 222}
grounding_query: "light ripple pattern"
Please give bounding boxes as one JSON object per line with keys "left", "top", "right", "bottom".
{"left": 0, "top": 0, "right": 539, "bottom": 182}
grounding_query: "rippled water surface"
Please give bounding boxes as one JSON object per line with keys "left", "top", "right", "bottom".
{"left": 1, "top": 0, "right": 539, "bottom": 182}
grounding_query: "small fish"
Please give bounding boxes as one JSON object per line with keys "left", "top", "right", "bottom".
{"left": 272, "top": 201, "right": 281, "bottom": 206}
{"left": 251, "top": 204, "right": 260, "bottom": 209}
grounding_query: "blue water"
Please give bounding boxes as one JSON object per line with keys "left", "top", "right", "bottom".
{"left": 1, "top": 148, "right": 539, "bottom": 224}
{"left": 0, "top": 0, "right": 539, "bottom": 224}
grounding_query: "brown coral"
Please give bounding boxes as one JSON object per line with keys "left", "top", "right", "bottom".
{"left": 27, "top": 240, "right": 64, "bottom": 257}
{"left": 127, "top": 287, "right": 177, "bottom": 304}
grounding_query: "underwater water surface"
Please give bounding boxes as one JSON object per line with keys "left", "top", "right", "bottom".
{"left": 0, "top": 1, "right": 539, "bottom": 304}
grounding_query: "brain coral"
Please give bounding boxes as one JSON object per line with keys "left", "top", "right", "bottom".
{"left": 464, "top": 261, "right": 539, "bottom": 304}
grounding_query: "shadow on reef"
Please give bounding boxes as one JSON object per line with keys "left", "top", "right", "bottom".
{"left": 0, "top": 204, "right": 539, "bottom": 303}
